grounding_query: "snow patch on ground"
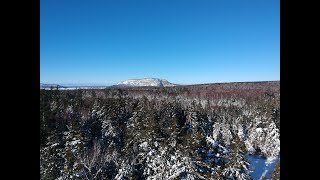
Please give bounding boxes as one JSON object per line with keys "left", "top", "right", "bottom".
{"left": 247, "top": 154, "right": 279, "bottom": 180}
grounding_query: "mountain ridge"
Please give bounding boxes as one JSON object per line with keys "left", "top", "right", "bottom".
{"left": 116, "top": 78, "right": 177, "bottom": 87}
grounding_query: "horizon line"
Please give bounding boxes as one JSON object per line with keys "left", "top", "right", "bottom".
{"left": 41, "top": 79, "right": 280, "bottom": 86}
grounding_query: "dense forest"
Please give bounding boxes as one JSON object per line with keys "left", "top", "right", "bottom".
{"left": 40, "top": 81, "right": 280, "bottom": 180}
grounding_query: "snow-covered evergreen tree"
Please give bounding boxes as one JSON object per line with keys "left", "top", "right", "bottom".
{"left": 40, "top": 133, "right": 65, "bottom": 180}
{"left": 61, "top": 113, "right": 88, "bottom": 179}
{"left": 222, "top": 136, "right": 252, "bottom": 180}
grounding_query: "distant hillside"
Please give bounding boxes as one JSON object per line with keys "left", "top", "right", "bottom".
{"left": 115, "top": 78, "right": 177, "bottom": 87}
{"left": 40, "top": 83, "right": 66, "bottom": 89}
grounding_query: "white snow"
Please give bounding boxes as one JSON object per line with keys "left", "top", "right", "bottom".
{"left": 206, "top": 135, "right": 218, "bottom": 147}
{"left": 265, "top": 156, "right": 278, "bottom": 165}
{"left": 255, "top": 128, "right": 263, "bottom": 133}
{"left": 70, "top": 140, "right": 81, "bottom": 146}
{"left": 139, "top": 142, "right": 148, "bottom": 148}
{"left": 117, "top": 78, "right": 176, "bottom": 87}
{"left": 50, "top": 143, "right": 59, "bottom": 148}
{"left": 259, "top": 170, "right": 268, "bottom": 180}
{"left": 247, "top": 154, "right": 279, "bottom": 180}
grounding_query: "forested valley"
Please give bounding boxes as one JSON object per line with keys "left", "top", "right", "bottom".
{"left": 40, "top": 81, "right": 280, "bottom": 180}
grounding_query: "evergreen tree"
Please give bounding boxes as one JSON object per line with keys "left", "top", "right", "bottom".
{"left": 222, "top": 136, "right": 252, "bottom": 180}
{"left": 61, "top": 112, "right": 88, "bottom": 179}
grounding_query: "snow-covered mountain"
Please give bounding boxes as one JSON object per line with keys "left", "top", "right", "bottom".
{"left": 116, "top": 78, "right": 177, "bottom": 87}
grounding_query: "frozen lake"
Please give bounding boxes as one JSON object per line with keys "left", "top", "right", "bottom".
{"left": 247, "top": 154, "right": 279, "bottom": 180}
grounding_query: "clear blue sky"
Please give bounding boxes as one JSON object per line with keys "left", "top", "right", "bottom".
{"left": 40, "top": 0, "right": 279, "bottom": 85}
